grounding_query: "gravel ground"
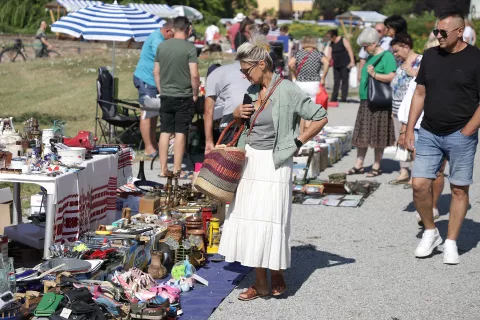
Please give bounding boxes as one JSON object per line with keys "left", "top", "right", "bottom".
{"left": 138, "top": 101, "right": 480, "bottom": 320}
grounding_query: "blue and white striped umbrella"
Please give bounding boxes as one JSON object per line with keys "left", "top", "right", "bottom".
{"left": 51, "top": 1, "right": 164, "bottom": 42}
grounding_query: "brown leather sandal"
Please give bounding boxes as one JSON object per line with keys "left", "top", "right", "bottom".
{"left": 271, "top": 274, "right": 287, "bottom": 296}
{"left": 238, "top": 286, "right": 268, "bottom": 301}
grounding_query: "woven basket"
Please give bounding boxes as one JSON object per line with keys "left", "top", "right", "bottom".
{"left": 194, "top": 121, "right": 246, "bottom": 203}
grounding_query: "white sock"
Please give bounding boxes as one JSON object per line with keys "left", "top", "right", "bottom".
{"left": 424, "top": 228, "right": 437, "bottom": 236}
{"left": 445, "top": 239, "right": 456, "bottom": 247}
{"left": 433, "top": 208, "right": 439, "bottom": 216}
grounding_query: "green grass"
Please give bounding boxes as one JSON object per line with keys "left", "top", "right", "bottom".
{"left": 0, "top": 48, "right": 232, "bottom": 214}
{"left": 0, "top": 182, "right": 40, "bottom": 217}
{"left": 0, "top": 50, "right": 232, "bottom": 136}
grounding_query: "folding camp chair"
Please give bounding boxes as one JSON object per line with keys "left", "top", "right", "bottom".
{"left": 95, "top": 67, "right": 142, "bottom": 147}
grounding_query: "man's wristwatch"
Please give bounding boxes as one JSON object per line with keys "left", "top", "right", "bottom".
{"left": 294, "top": 138, "right": 303, "bottom": 148}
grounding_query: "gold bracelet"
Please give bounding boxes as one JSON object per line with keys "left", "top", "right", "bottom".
{"left": 399, "top": 131, "right": 406, "bottom": 135}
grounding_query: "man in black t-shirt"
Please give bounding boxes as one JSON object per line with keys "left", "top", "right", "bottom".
{"left": 405, "top": 11, "right": 480, "bottom": 265}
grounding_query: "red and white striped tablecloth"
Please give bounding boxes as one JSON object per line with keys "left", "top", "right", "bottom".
{"left": 54, "top": 148, "right": 133, "bottom": 243}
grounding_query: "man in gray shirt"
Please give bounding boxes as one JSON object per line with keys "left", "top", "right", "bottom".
{"left": 204, "top": 61, "right": 251, "bottom": 154}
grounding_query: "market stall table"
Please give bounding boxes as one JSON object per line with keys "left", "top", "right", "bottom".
{"left": 0, "top": 148, "right": 133, "bottom": 259}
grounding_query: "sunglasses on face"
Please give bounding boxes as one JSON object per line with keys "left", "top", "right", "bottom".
{"left": 240, "top": 62, "right": 258, "bottom": 76}
{"left": 433, "top": 27, "right": 461, "bottom": 39}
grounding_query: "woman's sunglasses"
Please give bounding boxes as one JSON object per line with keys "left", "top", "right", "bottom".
{"left": 433, "top": 27, "right": 461, "bottom": 39}
{"left": 240, "top": 62, "right": 259, "bottom": 76}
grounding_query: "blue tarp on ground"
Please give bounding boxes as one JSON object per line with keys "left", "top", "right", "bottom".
{"left": 179, "top": 260, "right": 252, "bottom": 319}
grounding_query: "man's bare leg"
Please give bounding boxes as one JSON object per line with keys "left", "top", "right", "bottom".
{"left": 173, "top": 133, "right": 186, "bottom": 173}
{"left": 159, "top": 132, "right": 170, "bottom": 176}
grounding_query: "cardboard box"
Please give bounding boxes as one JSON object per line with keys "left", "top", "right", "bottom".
{"left": 138, "top": 196, "right": 160, "bottom": 214}
{"left": 0, "top": 187, "right": 13, "bottom": 234}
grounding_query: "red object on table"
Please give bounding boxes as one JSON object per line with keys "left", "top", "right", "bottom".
{"left": 63, "top": 131, "right": 96, "bottom": 150}
{"left": 202, "top": 207, "right": 213, "bottom": 232}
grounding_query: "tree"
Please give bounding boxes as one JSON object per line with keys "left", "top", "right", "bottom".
{"left": 318, "top": 0, "right": 350, "bottom": 20}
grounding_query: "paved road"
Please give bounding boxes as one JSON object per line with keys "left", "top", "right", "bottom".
{"left": 205, "top": 101, "right": 480, "bottom": 320}
{"left": 137, "top": 101, "right": 480, "bottom": 320}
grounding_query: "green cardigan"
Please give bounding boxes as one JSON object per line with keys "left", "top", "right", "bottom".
{"left": 237, "top": 73, "right": 328, "bottom": 169}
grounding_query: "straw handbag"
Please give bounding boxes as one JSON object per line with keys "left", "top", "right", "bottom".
{"left": 194, "top": 121, "right": 246, "bottom": 203}
{"left": 195, "top": 77, "right": 283, "bottom": 203}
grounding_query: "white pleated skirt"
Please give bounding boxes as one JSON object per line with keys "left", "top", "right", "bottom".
{"left": 218, "top": 144, "right": 293, "bottom": 270}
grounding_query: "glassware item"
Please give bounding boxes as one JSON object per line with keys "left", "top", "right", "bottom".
{"left": 0, "top": 255, "right": 8, "bottom": 293}
{"left": 7, "top": 257, "right": 15, "bottom": 293}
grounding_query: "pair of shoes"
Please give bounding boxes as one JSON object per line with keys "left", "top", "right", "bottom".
{"left": 443, "top": 240, "right": 460, "bottom": 265}
{"left": 416, "top": 208, "right": 440, "bottom": 226}
{"left": 346, "top": 166, "right": 364, "bottom": 175}
{"left": 130, "top": 302, "right": 166, "bottom": 320}
{"left": 238, "top": 286, "right": 269, "bottom": 301}
{"left": 366, "top": 168, "right": 382, "bottom": 177}
{"left": 415, "top": 228, "right": 443, "bottom": 258}
{"left": 388, "top": 177, "right": 410, "bottom": 185}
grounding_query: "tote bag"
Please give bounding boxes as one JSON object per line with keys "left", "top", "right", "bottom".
{"left": 368, "top": 53, "right": 392, "bottom": 109}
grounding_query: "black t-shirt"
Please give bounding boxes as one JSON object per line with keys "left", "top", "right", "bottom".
{"left": 416, "top": 45, "right": 480, "bottom": 135}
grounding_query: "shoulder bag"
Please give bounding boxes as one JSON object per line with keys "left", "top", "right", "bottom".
{"left": 367, "top": 53, "right": 392, "bottom": 109}
{"left": 194, "top": 78, "right": 283, "bottom": 203}
{"left": 295, "top": 51, "right": 313, "bottom": 77}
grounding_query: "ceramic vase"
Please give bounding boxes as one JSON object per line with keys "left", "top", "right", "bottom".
{"left": 148, "top": 250, "right": 167, "bottom": 279}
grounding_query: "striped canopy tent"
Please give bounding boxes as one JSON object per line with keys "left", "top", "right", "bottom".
{"left": 51, "top": 1, "right": 164, "bottom": 42}
{"left": 51, "top": 0, "right": 164, "bottom": 81}
{"left": 128, "top": 3, "right": 178, "bottom": 19}
{"left": 172, "top": 5, "right": 203, "bottom": 21}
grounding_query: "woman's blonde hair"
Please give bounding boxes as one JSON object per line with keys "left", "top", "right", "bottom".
{"left": 236, "top": 34, "right": 273, "bottom": 70}
{"left": 301, "top": 35, "right": 318, "bottom": 49}
{"left": 424, "top": 38, "right": 439, "bottom": 50}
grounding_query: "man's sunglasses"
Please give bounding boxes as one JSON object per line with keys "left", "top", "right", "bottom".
{"left": 433, "top": 27, "right": 461, "bottom": 39}
{"left": 240, "top": 62, "right": 258, "bottom": 76}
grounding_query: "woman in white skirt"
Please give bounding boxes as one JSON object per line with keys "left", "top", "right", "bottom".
{"left": 218, "top": 37, "right": 328, "bottom": 300}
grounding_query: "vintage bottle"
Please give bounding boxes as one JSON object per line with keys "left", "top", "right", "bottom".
{"left": 137, "top": 157, "right": 146, "bottom": 181}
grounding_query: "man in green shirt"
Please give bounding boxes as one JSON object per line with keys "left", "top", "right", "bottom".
{"left": 154, "top": 16, "right": 199, "bottom": 176}
{"left": 33, "top": 21, "right": 53, "bottom": 58}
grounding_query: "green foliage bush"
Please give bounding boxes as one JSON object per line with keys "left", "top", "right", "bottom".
{"left": 283, "top": 12, "right": 439, "bottom": 58}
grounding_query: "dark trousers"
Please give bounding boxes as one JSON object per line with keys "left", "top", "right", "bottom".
{"left": 332, "top": 66, "right": 350, "bottom": 102}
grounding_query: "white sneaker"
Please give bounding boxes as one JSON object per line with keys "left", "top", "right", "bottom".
{"left": 415, "top": 228, "right": 443, "bottom": 257}
{"left": 416, "top": 208, "right": 440, "bottom": 226}
{"left": 443, "top": 240, "right": 460, "bottom": 265}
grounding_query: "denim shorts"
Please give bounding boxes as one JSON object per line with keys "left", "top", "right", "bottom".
{"left": 133, "top": 75, "right": 158, "bottom": 119}
{"left": 412, "top": 127, "right": 478, "bottom": 186}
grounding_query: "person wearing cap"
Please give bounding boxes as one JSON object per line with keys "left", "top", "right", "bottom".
{"left": 228, "top": 13, "right": 246, "bottom": 51}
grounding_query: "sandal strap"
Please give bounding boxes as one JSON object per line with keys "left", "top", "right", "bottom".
{"left": 240, "top": 286, "right": 261, "bottom": 300}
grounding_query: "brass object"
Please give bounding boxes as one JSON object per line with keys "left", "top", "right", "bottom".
{"left": 176, "top": 206, "right": 202, "bottom": 213}
{"left": 122, "top": 208, "right": 132, "bottom": 224}
{"left": 158, "top": 206, "right": 172, "bottom": 222}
